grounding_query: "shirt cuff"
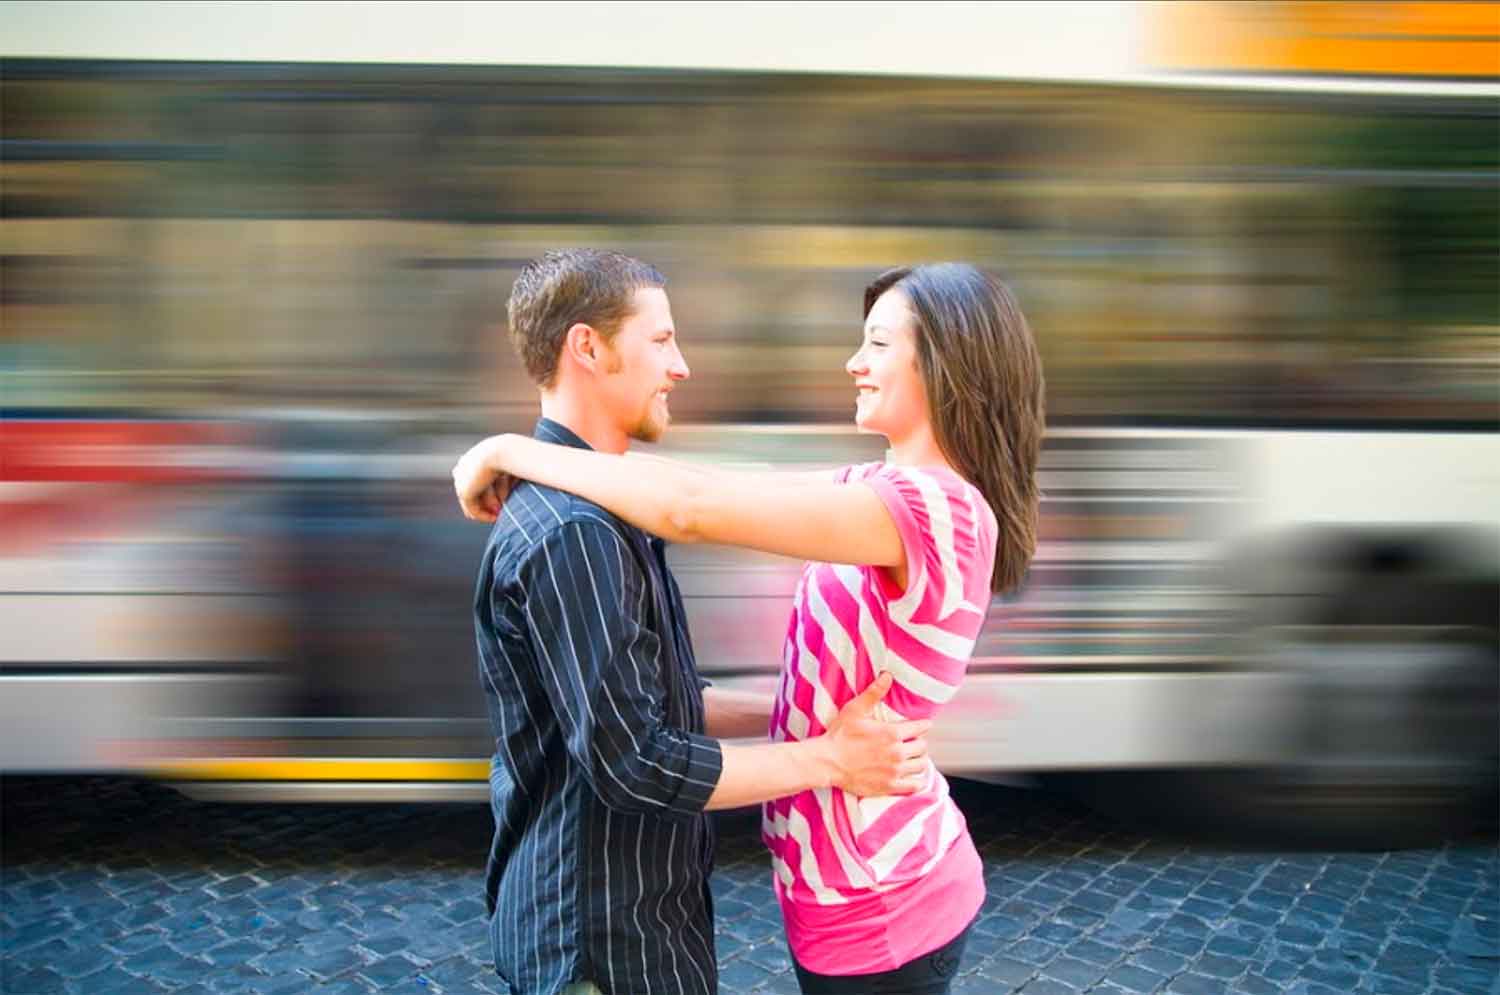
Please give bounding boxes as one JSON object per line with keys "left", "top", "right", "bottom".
{"left": 669, "top": 731, "right": 724, "bottom": 814}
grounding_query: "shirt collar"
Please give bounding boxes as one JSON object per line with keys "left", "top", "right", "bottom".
{"left": 534, "top": 417, "right": 665, "bottom": 554}
{"left": 534, "top": 417, "right": 594, "bottom": 452}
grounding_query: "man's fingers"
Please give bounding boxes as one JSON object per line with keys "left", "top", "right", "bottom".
{"left": 899, "top": 738, "right": 928, "bottom": 761}
{"left": 892, "top": 719, "right": 932, "bottom": 741}
{"left": 848, "top": 672, "right": 893, "bottom": 713}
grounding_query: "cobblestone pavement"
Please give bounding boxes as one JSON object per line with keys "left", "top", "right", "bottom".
{"left": 2, "top": 776, "right": 1496, "bottom": 995}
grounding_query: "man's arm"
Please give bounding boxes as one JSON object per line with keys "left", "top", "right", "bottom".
{"left": 520, "top": 521, "right": 928, "bottom": 818}
{"left": 705, "top": 673, "right": 929, "bottom": 811}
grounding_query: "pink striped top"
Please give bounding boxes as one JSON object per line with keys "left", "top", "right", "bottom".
{"left": 762, "top": 461, "right": 997, "bottom": 975}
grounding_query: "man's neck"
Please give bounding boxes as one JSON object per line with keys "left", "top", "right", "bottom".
{"left": 539, "top": 390, "right": 629, "bottom": 454}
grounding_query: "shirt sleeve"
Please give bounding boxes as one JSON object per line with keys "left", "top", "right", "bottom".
{"left": 862, "top": 464, "right": 994, "bottom": 622}
{"left": 515, "top": 519, "right": 723, "bottom": 817}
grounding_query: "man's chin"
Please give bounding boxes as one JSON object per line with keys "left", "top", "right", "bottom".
{"left": 630, "top": 415, "right": 668, "bottom": 445}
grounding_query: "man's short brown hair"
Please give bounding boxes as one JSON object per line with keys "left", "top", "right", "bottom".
{"left": 507, "top": 249, "right": 667, "bottom": 389}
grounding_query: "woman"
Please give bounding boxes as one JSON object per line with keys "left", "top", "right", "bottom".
{"left": 454, "top": 263, "right": 1044, "bottom": 994}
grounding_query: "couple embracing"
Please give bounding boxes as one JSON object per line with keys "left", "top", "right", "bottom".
{"left": 452, "top": 249, "right": 1044, "bottom": 995}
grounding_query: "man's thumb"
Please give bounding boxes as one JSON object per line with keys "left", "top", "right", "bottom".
{"left": 852, "top": 672, "right": 893, "bottom": 712}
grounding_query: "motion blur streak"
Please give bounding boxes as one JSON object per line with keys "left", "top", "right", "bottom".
{"left": 1, "top": 2, "right": 1495, "bottom": 844}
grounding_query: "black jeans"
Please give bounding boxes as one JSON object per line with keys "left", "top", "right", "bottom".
{"left": 791, "top": 921, "right": 971, "bottom": 995}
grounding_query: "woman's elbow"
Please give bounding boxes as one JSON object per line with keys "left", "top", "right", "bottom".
{"left": 662, "top": 486, "right": 710, "bottom": 544}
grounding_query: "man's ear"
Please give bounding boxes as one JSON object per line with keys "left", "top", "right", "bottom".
{"left": 562, "top": 322, "right": 602, "bottom": 375}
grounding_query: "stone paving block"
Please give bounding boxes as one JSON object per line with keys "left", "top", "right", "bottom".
{"left": 751, "top": 973, "right": 801, "bottom": 995}
{"left": 1158, "top": 932, "right": 1211, "bottom": 958}
{"left": 1041, "top": 869, "right": 1093, "bottom": 891}
{"left": 105, "top": 929, "right": 169, "bottom": 956}
{"left": 1284, "top": 982, "right": 1347, "bottom": 995}
{"left": 91, "top": 971, "right": 176, "bottom": 995}
{"left": 718, "top": 955, "right": 773, "bottom": 992}
{"left": 1107, "top": 963, "right": 1169, "bottom": 993}
{"left": 121, "top": 944, "right": 211, "bottom": 986}
{"left": 1131, "top": 947, "right": 1191, "bottom": 976}
{"left": 1165, "top": 972, "right": 1229, "bottom": 995}
{"left": 1008, "top": 936, "right": 1063, "bottom": 966}
{"left": 1057, "top": 905, "right": 1107, "bottom": 930}
{"left": 741, "top": 941, "right": 792, "bottom": 975}
{"left": 301, "top": 944, "right": 370, "bottom": 982}
{"left": 976, "top": 954, "right": 1037, "bottom": 987}
{"left": 1261, "top": 956, "right": 1311, "bottom": 984}
{"left": 1181, "top": 897, "right": 1231, "bottom": 923}
{"left": 1145, "top": 878, "right": 1195, "bottom": 903}
{"left": 1016, "top": 977, "right": 1074, "bottom": 995}
{"left": 1205, "top": 935, "right": 1258, "bottom": 960}
{"left": 1040, "top": 954, "right": 1107, "bottom": 988}
{"left": 1227, "top": 902, "right": 1282, "bottom": 928}
{"left": 1433, "top": 961, "right": 1499, "bottom": 993}
{"left": 4, "top": 964, "right": 68, "bottom": 993}
{"left": 10, "top": 936, "right": 71, "bottom": 970}
{"left": 1021, "top": 883, "right": 1071, "bottom": 907}
{"left": 1194, "top": 952, "right": 1250, "bottom": 980}
{"left": 309, "top": 980, "right": 375, "bottom": 995}
{"left": 47, "top": 940, "right": 117, "bottom": 980}
{"left": 202, "top": 937, "right": 270, "bottom": 968}
{"left": 1061, "top": 938, "right": 1123, "bottom": 968}
{"left": 357, "top": 953, "right": 427, "bottom": 989}
{"left": 1031, "top": 920, "right": 1084, "bottom": 945}
{"left": 973, "top": 913, "right": 1027, "bottom": 941}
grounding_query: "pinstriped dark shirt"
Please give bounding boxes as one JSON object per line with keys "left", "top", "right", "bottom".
{"left": 473, "top": 418, "right": 724, "bottom": 995}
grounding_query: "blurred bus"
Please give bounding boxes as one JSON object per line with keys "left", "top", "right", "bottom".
{"left": 2, "top": 3, "right": 1496, "bottom": 845}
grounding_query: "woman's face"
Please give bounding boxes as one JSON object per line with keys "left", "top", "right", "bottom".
{"left": 846, "top": 287, "right": 930, "bottom": 439}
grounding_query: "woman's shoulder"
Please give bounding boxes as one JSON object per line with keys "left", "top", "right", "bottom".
{"left": 866, "top": 461, "right": 983, "bottom": 503}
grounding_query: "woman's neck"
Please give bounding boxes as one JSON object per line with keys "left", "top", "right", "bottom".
{"left": 885, "top": 423, "right": 952, "bottom": 472}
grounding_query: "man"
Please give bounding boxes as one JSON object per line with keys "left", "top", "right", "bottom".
{"left": 460, "top": 249, "right": 930, "bottom": 995}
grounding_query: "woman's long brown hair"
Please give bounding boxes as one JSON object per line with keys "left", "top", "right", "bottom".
{"left": 864, "top": 264, "right": 1046, "bottom": 593}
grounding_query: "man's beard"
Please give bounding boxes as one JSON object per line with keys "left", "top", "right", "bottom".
{"left": 629, "top": 404, "right": 668, "bottom": 444}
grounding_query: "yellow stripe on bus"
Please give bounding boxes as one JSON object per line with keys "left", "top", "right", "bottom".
{"left": 151, "top": 758, "right": 490, "bottom": 782}
{"left": 1154, "top": 2, "right": 1500, "bottom": 79}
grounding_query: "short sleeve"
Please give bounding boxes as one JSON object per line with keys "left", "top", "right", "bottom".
{"left": 861, "top": 464, "right": 993, "bottom": 624}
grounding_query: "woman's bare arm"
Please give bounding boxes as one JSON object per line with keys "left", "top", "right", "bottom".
{"left": 453, "top": 433, "right": 904, "bottom": 571}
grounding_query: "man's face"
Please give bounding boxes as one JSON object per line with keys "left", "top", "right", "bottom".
{"left": 595, "top": 287, "right": 689, "bottom": 444}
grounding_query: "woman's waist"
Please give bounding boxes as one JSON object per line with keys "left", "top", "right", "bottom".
{"left": 761, "top": 777, "right": 963, "bottom": 887}
{"left": 771, "top": 823, "right": 981, "bottom": 921}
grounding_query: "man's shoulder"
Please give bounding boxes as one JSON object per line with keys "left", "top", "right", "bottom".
{"left": 487, "top": 483, "right": 636, "bottom": 564}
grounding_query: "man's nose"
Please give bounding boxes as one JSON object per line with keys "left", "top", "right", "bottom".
{"left": 669, "top": 345, "right": 690, "bottom": 381}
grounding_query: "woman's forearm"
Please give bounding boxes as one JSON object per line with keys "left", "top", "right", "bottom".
{"left": 702, "top": 686, "right": 774, "bottom": 740}
{"left": 464, "top": 433, "right": 902, "bottom": 568}
{"left": 492, "top": 434, "right": 707, "bottom": 543}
